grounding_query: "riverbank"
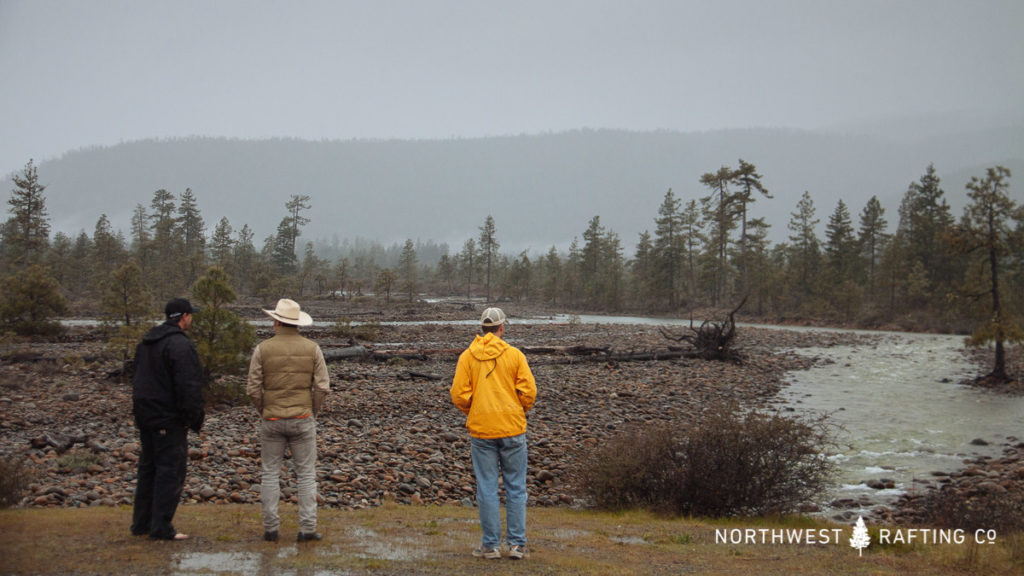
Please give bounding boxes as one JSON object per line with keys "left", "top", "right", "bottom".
{"left": 1, "top": 300, "right": 1020, "bottom": 531}
{"left": 2, "top": 303, "right": 874, "bottom": 513}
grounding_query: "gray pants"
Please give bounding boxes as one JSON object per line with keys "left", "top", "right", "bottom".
{"left": 260, "top": 417, "right": 318, "bottom": 533}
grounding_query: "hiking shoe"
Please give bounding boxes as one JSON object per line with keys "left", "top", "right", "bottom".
{"left": 472, "top": 547, "right": 501, "bottom": 559}
{"left": 263, "top": 530, "right": 278, "bottom": 542}
{"left": 297, "top": 532, "right": 323, "bottom": 542}
{"left": 508, "top": 545, "right": 528, "bottom": 560}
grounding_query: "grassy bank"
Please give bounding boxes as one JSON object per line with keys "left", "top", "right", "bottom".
{"left": 1, "top": 504, "right": 1021, "bottom": 575}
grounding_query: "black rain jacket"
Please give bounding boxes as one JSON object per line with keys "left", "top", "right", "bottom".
{"left": 132, "top": 320, "right": 205, "bottom": 432}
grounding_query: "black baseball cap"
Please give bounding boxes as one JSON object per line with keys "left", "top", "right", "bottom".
{"left": 165, "top": 298, "right": 200, "bottom": 318}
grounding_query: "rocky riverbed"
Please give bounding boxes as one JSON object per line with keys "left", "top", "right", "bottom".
{"left": 1, "top": 301, "right": 1019, "bottom": 527}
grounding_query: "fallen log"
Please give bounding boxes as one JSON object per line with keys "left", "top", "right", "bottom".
{"left": 531, "top": 348, "right": 699, "bottom": 366}
{"left": 521, "top": 345, "right": 611, "bottom": 355}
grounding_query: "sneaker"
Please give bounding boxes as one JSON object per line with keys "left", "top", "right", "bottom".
{"left": 508, "top": 545, "right": 528, "bottom": 560}
{"left": 297, "top": 532, "right": 323, "bottom": 542}
{"left": 472, "top": 547, "right": 501, "bottom": 559}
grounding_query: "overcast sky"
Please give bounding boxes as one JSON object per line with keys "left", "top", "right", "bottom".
{"left": 1, "top": 0, "right": 1022, "bottom": 177}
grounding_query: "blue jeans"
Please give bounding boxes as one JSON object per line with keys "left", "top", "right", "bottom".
{"left": 260, "top": 417, "right": 318, "bottom": 533}
{"left": 471, "top": 433, "right": 528, "bottom": 549}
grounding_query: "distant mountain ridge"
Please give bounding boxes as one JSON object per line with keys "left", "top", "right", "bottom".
{"left": 29, "top": 127, "right": 1024, "bottom": 254}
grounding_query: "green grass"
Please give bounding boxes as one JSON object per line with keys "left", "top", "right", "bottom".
{"left": 1, "top": 504, "right": 1021, "bottom": 575}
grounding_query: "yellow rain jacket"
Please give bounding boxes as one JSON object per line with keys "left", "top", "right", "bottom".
{"left": 450, "top": 332, "right": 536, "bottom": 439}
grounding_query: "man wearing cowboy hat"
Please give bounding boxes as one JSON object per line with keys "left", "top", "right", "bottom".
{"left": 246, "top": 298, "right": 330, "bottom": 543}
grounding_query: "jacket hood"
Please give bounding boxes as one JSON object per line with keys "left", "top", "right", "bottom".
{"left": 141, "top": 321, "right": 184, "bottom": 344}
{"left": 469, "top": 332, "right": 509, "bottom": 362}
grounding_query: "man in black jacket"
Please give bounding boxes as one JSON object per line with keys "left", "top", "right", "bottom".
{"left": 130, "top": 298, "right": 205, "bottom": 541}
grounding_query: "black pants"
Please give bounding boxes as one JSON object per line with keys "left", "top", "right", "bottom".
{"left": 131, "top": 427, "right": 188, "bottom": 539}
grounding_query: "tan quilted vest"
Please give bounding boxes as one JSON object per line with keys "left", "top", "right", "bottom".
{"left": 259, "top": 327, "right": 317, "bottom": 419}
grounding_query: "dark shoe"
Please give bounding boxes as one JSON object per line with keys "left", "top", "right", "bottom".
{"left": 263, "top": 530, "right": 279, "bottom": 542}
{"left": 297, "top": 532, "right": 323, "bottom": 542}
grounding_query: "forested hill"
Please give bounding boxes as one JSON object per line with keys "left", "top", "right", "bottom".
{"left": 27, "top": 126, "right": 1024, "bottom": 252}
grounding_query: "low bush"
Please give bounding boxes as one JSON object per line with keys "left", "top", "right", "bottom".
{"left": 577, "top": 402, "right": 837, "bottom": 517}
{"left": 55, "top": 450, "right": 102, "bottom": 473}
{"left": 918, "top": 485, "right": 1024, "bottom": 535}
{"left": 0, "top": 454, "right": 34, "bottom": 507}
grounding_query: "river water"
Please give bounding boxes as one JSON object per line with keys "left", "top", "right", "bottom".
{"left": 521, "top": 315, "right": 1024, "bottom": 514}
{"left": 775, "top": 331, "right": 1024, "bottom": 515}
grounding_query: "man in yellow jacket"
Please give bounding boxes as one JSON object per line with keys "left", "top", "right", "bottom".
{"left": 450, "top": 307, "right": 537, "bottom": 560}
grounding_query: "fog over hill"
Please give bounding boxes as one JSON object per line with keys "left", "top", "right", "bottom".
{"left": 27, "top": 126, "right": 1024, "bottom": 256}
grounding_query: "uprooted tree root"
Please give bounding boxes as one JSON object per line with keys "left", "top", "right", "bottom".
{"left": 659, "top": 297, "right": 747, "bottom": 361}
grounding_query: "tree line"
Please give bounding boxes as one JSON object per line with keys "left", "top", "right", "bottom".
{"left": 2, "top": 157, "right": 1021, "bottom": 381}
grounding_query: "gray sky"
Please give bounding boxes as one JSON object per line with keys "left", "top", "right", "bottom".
{"left": 1, "top": 0, "right": 1022, "bottom": 177}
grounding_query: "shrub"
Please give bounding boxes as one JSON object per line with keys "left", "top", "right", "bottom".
{"left": 918, "top": 485, "right": 1024, "bottom": 535}
{"left": 0, "top": 454, "right": 34, "bottom": 507}
{"left": 578, "top": 402, "right": 836, "bottom": 517}
{"left": 0, "top": 265, "right": 68, "bottom": 336}
{"left": 56, "top": 450, "right": 101, "bottom": 473}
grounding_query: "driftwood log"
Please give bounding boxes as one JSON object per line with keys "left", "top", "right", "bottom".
{"left": 659, "top": 297, "right": 747, "bottom": 361}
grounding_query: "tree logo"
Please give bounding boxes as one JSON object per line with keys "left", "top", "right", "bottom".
{"left": 850, "top": 516, "right": 871, "bottom": 556}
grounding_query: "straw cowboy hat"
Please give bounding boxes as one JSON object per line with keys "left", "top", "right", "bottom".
{"left": 263, "top": 298, "right": 313, "bottom": 326}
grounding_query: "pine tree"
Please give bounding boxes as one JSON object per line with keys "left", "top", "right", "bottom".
{"left": 897, "top": 164, "right": 956, "bottom": 305}
{"left": 375, "top": 269, "right": 396, "bottom": 305}
{"left": 732, "top": 159, "right": 772, "bottom": 296}
{"left": 284, "top": 194, "right": 311, "bottom": 258}
{"left": 92, "top": 214, "right": 126, "bottom": 293}
{"left": 458, "top": 238, "right": 476, "bottom": 301}
{"left": 101, "top": 261, "right": 152, "bottom": 376}
{"left": 4, "top": 159, "right": 50, "bottom": 270}
{"left": 953, "top": 166, "right": 1022, "bottom": 382}
{"left": 232, "top": 224, "right": 256, "bottom": 295}
{"left": 824, "top": 199, "right": 857, "bottom": 283}
{"left": 857, "top": 196, "right": 889, "bottom": 302}
{"left": 398, "top": 239, "right": 418, "bottom": 302}
{"left": 478, "top": 216, "right": 499, "bottom": 302}
{"left": 787, "top": 191, "right": 821, "bottom": 305}
{"left": 700, "top": 166, "right": 738, "bottom": 306}
{"left": 209, "top": 217, "right": 235, "bottom": 270}
{"left": 130, "top": 204, "right": 152, "bottom": 278}
{"left": 177, "top": 188, "right": 206, "bottom": 287}
{"left": 652, "top": 189, "right": 683, "bottom": 310}
{"left": 632, "top": 231, "right": 655, "bottom": 311}
{"left": 542, "top": 246, "right": 561, "bottom": 305}
{"left": 148, "top": 189, "right": 183, "bottom": 296}
{"left": 190, "top": 266, "right": 255, "bottom": 387}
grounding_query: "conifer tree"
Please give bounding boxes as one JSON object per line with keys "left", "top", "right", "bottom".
{"left": 857, "top": 196, "right": 889, "bottom": 302}
{"left": 953, "top": 166, "right": 1022, "bottom": 382}
{"left": 4, "top": 159, "right": 50, "bottom": 270}
{"left": 787, "top": 191, "right": 821, "bottom": 306}
{"left": 700, "top": 166, "right": 738, "bottom": 306}
{"left": 478, "top": 215, "right": 499, "bottom": 302}
{"left": 398, "top": 239, "right": 418, "bottom": 302}
{"left": 190, "top": 266, "right": 255, "bottom": 387}
{"left": 732, "top": 159, "right": 772, "bottom": 296}
{"left": 652, "top": 189, "right": 683, "bottom": 309}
